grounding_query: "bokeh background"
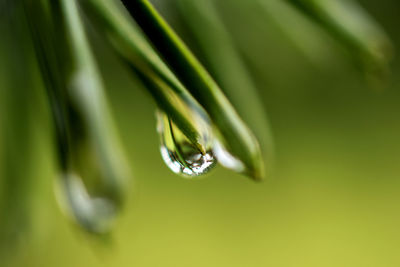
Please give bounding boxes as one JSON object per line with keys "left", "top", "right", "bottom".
{"left": 1, "top": 0, "right": 400, "bottom": 266}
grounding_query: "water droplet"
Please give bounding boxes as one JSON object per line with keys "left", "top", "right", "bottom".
{"left": 156, "top": 110, "right": 216, "bottom": 177}
{"left": 213, "top": 140, "right": 245, "bottom": 173}
{"left": 57, "top": 173, "right": 118, "bottom": 234}
{"left": 54, "top": 102, "right": 127, "bottom": 234}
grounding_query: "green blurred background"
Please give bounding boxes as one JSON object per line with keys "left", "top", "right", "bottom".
{"left": 1, "top": 0, "right": 400, "bottom": 266}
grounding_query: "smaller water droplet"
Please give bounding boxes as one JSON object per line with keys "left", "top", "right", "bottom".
{"left": 56, "top": 173, "right": 117, "bottom": 234}
{"left": 54, "top": 102, "right": 127, "bottom": 234}
{"left": 156, "top": 110, "right": 216, "bottom": 177}
{"left": 213, "top": 140, "right": 245, "bottom": 173}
